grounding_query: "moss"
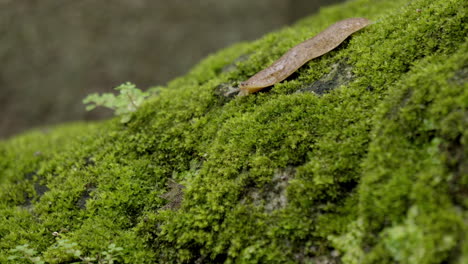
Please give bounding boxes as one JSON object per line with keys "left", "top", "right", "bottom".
{"left": 1, "top": 0, "right": 467, "bottom": 263}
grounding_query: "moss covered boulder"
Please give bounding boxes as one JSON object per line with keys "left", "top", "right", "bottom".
{"left": 1, "top": 0, "right": 467, "bottom": 263}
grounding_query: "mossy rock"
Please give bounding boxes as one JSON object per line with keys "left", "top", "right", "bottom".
{"left": 1, "top": 0, "right": 467, "bottom": 263}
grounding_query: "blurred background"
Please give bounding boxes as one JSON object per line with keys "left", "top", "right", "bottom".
{"left": 0, "top": 0, "right": 344, "bottom": 139}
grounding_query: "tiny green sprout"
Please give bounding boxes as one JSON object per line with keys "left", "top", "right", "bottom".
{"left": 101, "top": 243, "right": 124, "bottom": 264}
{"left": 83, "top": 82, "right": 157, "bottom": 123}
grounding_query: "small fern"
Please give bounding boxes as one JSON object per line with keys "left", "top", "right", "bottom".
{"left": 83, "top": 82, "right": 157, "bottom": 123}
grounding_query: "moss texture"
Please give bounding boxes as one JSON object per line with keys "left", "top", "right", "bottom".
{"left": 1, "top": 0, "right": 467, "bottom": 263}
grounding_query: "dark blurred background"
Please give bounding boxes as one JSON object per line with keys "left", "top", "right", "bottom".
{"left": 0, "top": 0, "right": 344, "bottom": 139}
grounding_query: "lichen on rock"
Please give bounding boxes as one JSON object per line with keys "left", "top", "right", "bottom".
{"left": 0, "top": 0, "right": 467, "bottom": 263}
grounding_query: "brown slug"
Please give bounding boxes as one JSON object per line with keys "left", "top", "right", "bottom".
{"left": 239, "top": 17, "right": 371, "bottom": 95}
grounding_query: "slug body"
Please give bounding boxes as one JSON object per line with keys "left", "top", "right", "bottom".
{"left": 239, "top": 17, "right": 370, "bottom": 95}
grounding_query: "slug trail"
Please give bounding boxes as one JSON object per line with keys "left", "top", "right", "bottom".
{"left": 239, "top": 17, "right": 370, "bottom": 95}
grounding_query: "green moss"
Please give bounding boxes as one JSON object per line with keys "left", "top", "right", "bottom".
{"left": 1, "top": 0, "right": 467, "bottom": 263}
